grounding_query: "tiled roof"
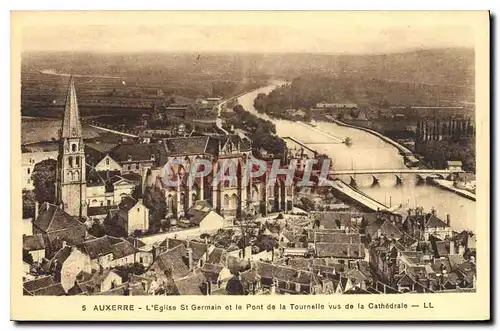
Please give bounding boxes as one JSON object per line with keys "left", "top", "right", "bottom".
{"left": 45, "top": 225, "right": 87, "bottom": 247}
{"left": 400, "top": 251, "right": 425, "bottom": 265}
{"left": 282, "top": 230, "right": 304, "bottom": 243}
{"left": 87, "top": 205, "right": 117, "bottom": 217}
{"left": 118, "top": 196, "right": 138, "bottom": 212}
{"left": 425, "top": 214, "right": 449, "bottom": 228}
{"left": 109, "top": 143, "right": 161, "bottom": 163}
{"left": 126, "top": 237, "right": 146, "bottom": 249}
{"left": 315, "top": 243, "right": 365, "bottom": 259}
{"left": 32, "top": 283, "right": 66, "bottom": 296}
{"left": 306, "top": 229, "right": 344, "bottom": 242}
{"left": 366, "top": 219, "right": 403, "bottom": 239}
{"left": 206, "top": 247, "right": 225, "bottom": 264}
{"left": 287, "top": 258, "right": 311, "bottom": 271}
{"left": 121, "top": 172, "right": 143, "bottom": 183}
{"left": 111, "top": 240, "right": 139, "bottom": 259}
{"left": 50, "top": 246, "right": 74, "bottom": 264}
{"left": 315, "top": 212, "right": 365, "bottom": 229}
{"left": 84, "top": 145, "right": 106, "bottom": 167}
{"left": 160, "top": 238, "right": 210, "bottom": 263}
{"left": 255, "top": 261, "right": 321, "bottom": 286}
{"left": 23, "top": 276, "right": 55, "bottom": 293}
{"left": 188, "top": 241, "right": 210, "bottom": 261}
{"left": 343, "top": 268, "right": 369, "bottom": 283}
{"left": 33, "top": 202, "right": 86, "bottom": 233}
{"left": 433, "top": 241, "right": 450, "bottom": 257}
{"left": 219, "top": 134, "right": 252, "bottom": 152}
{"left": 174, "top": 273, "right": 206, "bottom": 295}
{"left": 185, "top": 200, "right": 213, "bottom": 226}
{"left": 344, "top": 286, "right": 371, "bottom": 294}
{"left": 201, "top": 263, "right": 224, "bottom": 283}
{"left": 155, "top": 244, "right": 190, "bottom": 280}
{"left": 311, "top": 232, "right": 362, "bottom": 244}
{"left": 23, "top": 234, "right": 46, "bottom": 251}
{"left": 164, "top": 136, "right": 218, "bottom": 156}
{"left": 240, "top": 269, "right": 260, "bottom": 284}
{"left": 93, "top": 283, "right": 129, "bottom": 296}
{"left": 85, "top": 142, "right": 118, "bottom": 153}
{"left": 78, "top": 236, "right": 114, "bottom": 259}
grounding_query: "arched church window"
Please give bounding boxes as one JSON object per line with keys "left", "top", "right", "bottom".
{"left": 72, "top": 144, "right": 77, "bottom": 152}
{"left": 223, "top": 194, "right": 230, "bottom": 208}
{"left": 68, "top": 156, "right": 73, "bottom": 167}
{"left": 231, "top": 194, "right": 238, "bottom": 209}
{"left": 75, "top": 156, "right": 80, "bottom": 167}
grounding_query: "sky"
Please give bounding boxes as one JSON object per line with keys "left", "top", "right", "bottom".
{"left": 16, "top": 11, "right": 481, "bottom": 54}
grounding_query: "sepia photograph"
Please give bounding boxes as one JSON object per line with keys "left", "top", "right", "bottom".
{"left": 10, "top": 10, "right": 490, "bottom": 321}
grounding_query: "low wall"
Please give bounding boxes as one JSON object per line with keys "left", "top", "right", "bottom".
{"left": 139, "top": 227, "right": 216, "bottom": 246}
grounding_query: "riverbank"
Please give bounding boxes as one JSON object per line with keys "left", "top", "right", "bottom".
{"left": 324, "top": 114, "right": 414, "bottom": 156}
{"left": 429, "top": 179, "right": 476, "bottom": 201}
{"left": 237, "top": 82, "right": 475, "bottom": 231}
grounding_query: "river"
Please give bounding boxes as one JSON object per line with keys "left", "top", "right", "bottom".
{"left": 236, "top": 81, "right": 476, "bottom": 232}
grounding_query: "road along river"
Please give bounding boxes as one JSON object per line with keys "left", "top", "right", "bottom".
{"left": 235, "top": 81, "right": 476, "bottom": 232}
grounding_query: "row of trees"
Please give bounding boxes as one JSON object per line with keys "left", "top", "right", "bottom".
{"left": 229, "top": 105, "right": 286, "bottom": 159}
{"left": 23, "top": 159, "right": 58, "bottom": 219}
{"left": 415, "top": 139, "right": 476, "bottom": 172}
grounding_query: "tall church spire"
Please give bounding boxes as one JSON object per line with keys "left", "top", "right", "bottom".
{"left": 61, "top": 76, "right": 82, "bottom": 139}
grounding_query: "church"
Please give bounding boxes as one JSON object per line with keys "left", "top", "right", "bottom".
{"left": 54, "top": 77, "right": 294, "bottom": 228}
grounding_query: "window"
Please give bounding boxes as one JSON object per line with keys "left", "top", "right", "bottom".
{"left": 27, "top": 168, "right": 30, "bottom": 175}
{"left": 137, "top": 208, "right": 140, "bottom": 212}
{"left": 68, "top": 156, "right": 73, "bottom": 167}
{"left": 100, "top": 201, "right": 104, "bottom": 206}
{"left": 136, "top": 164, "right": 139, "bottom": 170}
{"left": 72, "top": 144, "right": 77, "bottom": 152}
{"left": 75, "top": 156, "right": 80, "bottom": 167}
{"left": 107, "top": 200, "right": 111, "bottom": 206}
{"left": 105, "top": 158, "right": 110, "bottom": 166}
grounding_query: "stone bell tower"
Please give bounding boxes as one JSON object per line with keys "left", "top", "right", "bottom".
{"left": 56, "top": 76, "right": 87, "bottom": 218}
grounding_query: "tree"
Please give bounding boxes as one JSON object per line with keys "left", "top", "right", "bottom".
{"left": 88, "top": 222, "right": 106, "bottom": 238}
{"left": 143, "top": 186, "right": 167, "bottom": 232}
{"left": 22, "top": 189, "right": 36, "bottom": 219}
{"left": 304, "top": 109, "right": 313, "bottom": 123}
{"left": 299, "top": 196, "right": 315, "bottom": 212}
{"left": 233, "top": 104, "right": 245, "bottom": 113}
{"left": 32, "top": 159, "right": 57, "bottom": 204}
{"left": 237, "top": 210, "right": 258, "bottom": 256}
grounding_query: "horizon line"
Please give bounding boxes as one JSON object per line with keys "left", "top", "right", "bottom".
{"left": 21, "top": 46, "right": 475, "bottom": 57}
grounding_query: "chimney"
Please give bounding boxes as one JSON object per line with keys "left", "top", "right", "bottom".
{"left": 152, "top": 246, "right": 157, "bottom": 261}
{"left": 34, "top": 201, "right": 39, "bottom": 219}
{"left": 446, "top": 214, "right": 451, "bottom": 227}
{"left": 187, "top": 248, "right": 193, "bottom": 270}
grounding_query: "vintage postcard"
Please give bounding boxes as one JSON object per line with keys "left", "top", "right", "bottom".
{"left": 11, "top": 11, "right": 490, "bottom": 321}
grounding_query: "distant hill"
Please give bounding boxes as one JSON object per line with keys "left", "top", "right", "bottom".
{"left": 335, "top": 48, "right": 475, "bottom": 87}
{"left": 252, "top": 48, "right": 474, "bottom": 89}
